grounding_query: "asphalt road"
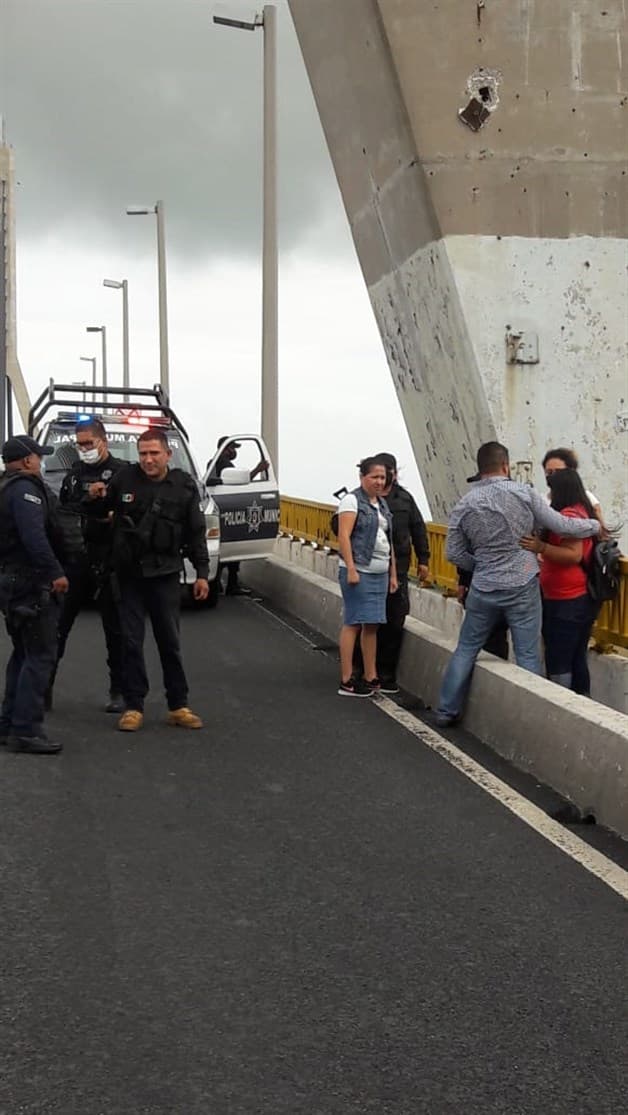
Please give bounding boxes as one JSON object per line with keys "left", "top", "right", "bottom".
{"left": 1, "top": 597, "right": 626, "bottom": 1115}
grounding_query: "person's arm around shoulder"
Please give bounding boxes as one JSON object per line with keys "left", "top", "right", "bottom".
{"left": 183, "top": 477, "right": 209, "bottom": 600}
{"left": 520, "top": 508, "right": 584, "bottom": 566}
{"left": 337, "top": 494, "right": 359, "bottom": 584}
{"left": 529, "top": 488, "right": 600, "bottom": 538}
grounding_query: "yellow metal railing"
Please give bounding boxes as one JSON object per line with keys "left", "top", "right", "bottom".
{"left": 279, "top": 496, "right": 628, "bottom": 650}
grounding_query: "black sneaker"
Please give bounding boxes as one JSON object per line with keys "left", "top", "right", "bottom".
{"left": 365, "top": 677, "right": 382, "bottom": 694}
{"left": 379, "top": 677, "right": 399, "bottom": 694}
{"left": 338, "top": 677, "right": 374, "bottom": 697}
{"left": 105, "top": 693, "right": 125, "bottom": 714}
{"left": 9, "top": 735, "right": 63, "bottom": 755}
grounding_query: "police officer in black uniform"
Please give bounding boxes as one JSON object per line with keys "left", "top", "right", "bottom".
{"left": 102, "top": 427, "right": 209, "bottom": 732}
{"left": 52, "top": 417, "right": 127, "bottom": 712}
{"left": 0, "top": 436, "right": 68, "bottom": 754}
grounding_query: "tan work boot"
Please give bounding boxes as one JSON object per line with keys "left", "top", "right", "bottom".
{"left": 118, "top": 710, "right": 144, "bottom": 732}
{"left": 167, "top": 707, "right": 203, "bottom": 729}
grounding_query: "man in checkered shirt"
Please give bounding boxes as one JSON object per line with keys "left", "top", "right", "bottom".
{"left": 436, "top": 442, "right": 601, "bottom": 727}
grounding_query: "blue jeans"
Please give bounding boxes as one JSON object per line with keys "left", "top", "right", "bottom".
{"left": 438, "top": 576, "right": 542, "bottom": 719}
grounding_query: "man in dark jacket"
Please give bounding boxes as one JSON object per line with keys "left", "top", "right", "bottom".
{"left": 98, "top": 428, "right": 209, "bottom": 732}
{"left": 52, "top": 418, "right": 127, "bottom": 712}
{"left": 0, "top": 436, "right": 68, "bottom": 754}
{"left": 354, "top": 452, "right": 430, "bottom": 692}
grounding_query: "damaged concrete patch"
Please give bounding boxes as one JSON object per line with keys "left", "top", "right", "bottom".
{"left": 459, "top": 67, "right": 503, "bottom": 131}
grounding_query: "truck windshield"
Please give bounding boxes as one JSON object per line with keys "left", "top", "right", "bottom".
{"left": 43, "top": 425, "right": 197, "bottom": 477}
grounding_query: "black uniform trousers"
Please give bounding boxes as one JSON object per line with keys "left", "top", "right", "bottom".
{"left": 118, "top": 573, "right": 188, "bottom": 712}
{"left": 353, "top": 573, "right": 410, "bottom": 682}
{"left": 56, "top": 558, "right": 124, "bottom": 695}
{"left": 0, "top": 582, "right": 59, "bottom": 739}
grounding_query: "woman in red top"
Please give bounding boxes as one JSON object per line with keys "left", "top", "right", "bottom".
{"left": 521, "top": 469, "right": 597, "bottom": 695}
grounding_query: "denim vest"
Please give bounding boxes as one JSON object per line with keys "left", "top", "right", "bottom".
{"left": 350, "top": 486, "right": 393, "bottom": 568}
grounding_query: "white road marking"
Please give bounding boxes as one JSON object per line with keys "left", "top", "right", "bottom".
{"left": 251, "top": 600, "right": 320, "bottom": 647}
{"left": 375, "top": 697, "right": 628, "bottom": 903}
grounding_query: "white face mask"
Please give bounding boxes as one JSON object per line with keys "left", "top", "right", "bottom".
{"left": 78, "top": 447, "right": 101, "bottom": 465}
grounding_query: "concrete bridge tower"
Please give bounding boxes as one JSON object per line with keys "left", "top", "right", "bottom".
{"left": 288, "top": 1, "right": 627, "bottom": 537}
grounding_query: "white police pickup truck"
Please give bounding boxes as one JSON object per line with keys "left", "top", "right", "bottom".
{"left": 28, "top": 383, "right": 278, "bottom": 608}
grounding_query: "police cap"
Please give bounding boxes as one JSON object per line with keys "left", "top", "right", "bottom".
{"left": 2, "top": 435, "right": 54, "bottom": 463}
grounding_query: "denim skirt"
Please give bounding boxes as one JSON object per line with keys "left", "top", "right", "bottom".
{"left": 339, "top": 567, "right": 388, "bottom": 625}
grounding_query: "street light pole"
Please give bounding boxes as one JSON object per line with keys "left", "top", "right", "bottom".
{"left": 155, "top": 202, "right": 170, "bottom": 400}
{"left": 103, "top": 278, "right": 130, "bottom": 394}
{"left": 213, "top": 5, "right": 279, "bottom": 476}
{"left": 261, "top": 5, "right": 278, "bottom": 477}
{"left": 80, "top": 355, "right": 97, "bottom": 388}
{"left": 86, "top": 326, "right": 107, "bottom": 404}
{"left": 126, "top": 203, "right": 170, "bottom": 399}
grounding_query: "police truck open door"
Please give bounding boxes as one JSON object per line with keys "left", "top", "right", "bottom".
{"left": 204, "top": 435, "right": 280, "bottom": 562}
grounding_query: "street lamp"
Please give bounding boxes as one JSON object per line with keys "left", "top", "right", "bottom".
{"left": 125, "top": 202, "right": 170, "bottom": 398}
{"left": 213, "top": 4, "right": 279, "bottom": 476}
{"left": 80, "top": 355, "right": 97, "bottom": 389}
{"left": 103, "top": 278, "right": 130, "bottom": 394}
{"left": 86, "top": 326, "right": 107, "bottom": 405}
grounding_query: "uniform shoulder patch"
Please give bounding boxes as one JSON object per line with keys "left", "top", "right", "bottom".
{"left": 23, "top": 492, "right": 42, "bottom": 504}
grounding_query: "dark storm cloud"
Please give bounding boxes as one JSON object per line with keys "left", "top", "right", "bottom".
{"left": 1, "top": 0, "right": 336, "bottom": 258}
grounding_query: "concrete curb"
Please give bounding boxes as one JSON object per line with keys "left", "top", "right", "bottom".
{"left": 245, "top": 554, "right": 628, "bottom": 840}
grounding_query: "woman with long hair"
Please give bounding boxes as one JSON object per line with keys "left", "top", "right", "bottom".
{"left": 541, "top": 447, "right": 602, "bottom": 520}
{"left": 336, "top": 457, "right": 397, "bottom": 696}
{"left": 521, "top": 468, "right": 597, "bottom": 695}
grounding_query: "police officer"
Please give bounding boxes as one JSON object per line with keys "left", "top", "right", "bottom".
{"left": 354, "top": 452, "right": 430, "bottom": 692}
{"left": 52, "top": 417, "right": 127, "bottom": 712}
{"left": 0, "top": 436, "right": 68, "bottom": 754}
{"left": 102, "top": 427, "right": 209, "bottom": 732}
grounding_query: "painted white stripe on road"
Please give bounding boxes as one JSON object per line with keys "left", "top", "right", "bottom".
{"left": 375, "top": 697, "right": 628, "bottom": 903}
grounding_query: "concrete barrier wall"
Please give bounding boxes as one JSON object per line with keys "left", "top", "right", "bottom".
{"left": 244, "top": 548, "right": 628, "bottom": 840}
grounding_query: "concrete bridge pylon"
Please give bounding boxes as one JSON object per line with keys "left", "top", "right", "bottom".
{"left": 289, "top": 0, "right": 628, "bottom": 539}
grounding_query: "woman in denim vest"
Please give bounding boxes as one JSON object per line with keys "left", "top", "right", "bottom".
{"left": 336, "top": 457, "right": 397, "bottom": 696}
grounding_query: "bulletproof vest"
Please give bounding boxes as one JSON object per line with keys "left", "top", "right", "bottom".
{"left": 111, "top": 467, "right": 194, "bottom": 577}
{"left": 0, "top": 471, "right": 66, "bottom": 569}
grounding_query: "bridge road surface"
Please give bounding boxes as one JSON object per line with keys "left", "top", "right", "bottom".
{"left": 0, "top": 598, "right": 626, "bottom": 1115}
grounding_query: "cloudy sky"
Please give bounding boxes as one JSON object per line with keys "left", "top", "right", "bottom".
{"left": 1, "top": 0, "right": 428, "bottom": 512}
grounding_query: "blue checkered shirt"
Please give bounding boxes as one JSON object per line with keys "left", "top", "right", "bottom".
{"left": 446, "top": 477, "right": 600, "bottom": 592}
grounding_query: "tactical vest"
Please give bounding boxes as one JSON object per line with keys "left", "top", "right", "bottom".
{"left": 0, "top": 472, "right": 66, "bottom": 570}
